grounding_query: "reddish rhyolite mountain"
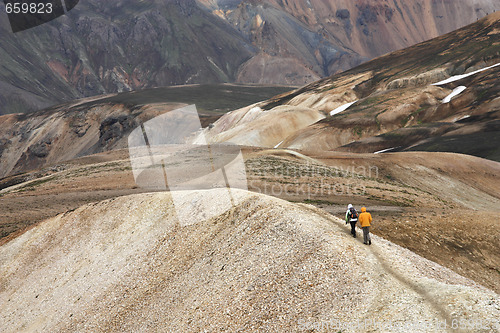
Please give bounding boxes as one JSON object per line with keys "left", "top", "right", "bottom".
{"left": 0, "top": 0, "right": 498, "bottom": 114}
{"left": 2, "top": 12, "right": 500, "bottom": 181}
{"left": 202, "top": 0, "right": 499, "bottom": 82}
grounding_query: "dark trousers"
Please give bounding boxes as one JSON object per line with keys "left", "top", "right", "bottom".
{"left": 349, "top": 221, "right": 357, "bottom": 237}
{"left": 363, "top": 226, "right": 371, "bottom": 244}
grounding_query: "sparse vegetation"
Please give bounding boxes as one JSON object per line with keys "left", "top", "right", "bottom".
{"left": 15, "top": 176, "right": 57, "bottom": 192}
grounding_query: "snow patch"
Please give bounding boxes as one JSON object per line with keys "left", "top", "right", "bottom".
{"left": 248, "top": 106, "right": 263, "bottom": 115}
{"left": 329, "top": 101, "right": 358, "bottom": 116}
{"left": 442, "top": 86, "right": 467, "bottom": 103}
{"left": 374, "top": 147, "right": 399, "bottom": 154}
{"left": 274, "top": 140, "right": 284, "bottom": 149}
{"left": 455, "top": 115, "right": 471, "bottom": 122}
{"left": 240, "top": 106, "right": 263, "bottom": 122}
{"left": 432, "top": 62, "right": 500, "bottom": 86}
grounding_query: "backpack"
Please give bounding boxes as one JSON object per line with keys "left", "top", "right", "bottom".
{"left": 349, "top": 207, "right": 358, "bottom": 220}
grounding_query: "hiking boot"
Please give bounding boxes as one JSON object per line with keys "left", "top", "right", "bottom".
{"left": 369, "top": 240, "right": 371, "bottom": 245}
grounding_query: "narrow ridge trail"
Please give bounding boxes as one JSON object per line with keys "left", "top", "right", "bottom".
{"left": 0, "top": 191, "right": 497, "bottom": 332}
{"left": 299, "top": 204, "right": 493, "bottom": 332}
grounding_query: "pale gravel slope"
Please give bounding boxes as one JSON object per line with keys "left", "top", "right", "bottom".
{"left": 0, "top": 190, "right": 498, "bottom": 332}
{"left": 200, "top": 104, "right": 326, "bottom": 148}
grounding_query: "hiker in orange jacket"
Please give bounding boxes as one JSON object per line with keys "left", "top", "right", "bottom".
{"left": 358, "top": 207, "right": 372, "bottom": 245}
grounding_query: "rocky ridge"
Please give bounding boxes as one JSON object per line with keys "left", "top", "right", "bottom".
{"left": 1, "top": 190, "right": 498, "bottom": 332}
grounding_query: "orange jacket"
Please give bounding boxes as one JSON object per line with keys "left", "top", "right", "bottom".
{"left": 358, "top": 207, "right": 372, "bottom": 227}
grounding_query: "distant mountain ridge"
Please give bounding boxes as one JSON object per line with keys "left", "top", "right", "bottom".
{"left": 202, "top": 12, "right": 500, "bottom": 162}
{"left": 0, "top": 84, "right": 292, "bottom": 178}
{"left": 0, "top": 0, "right": 499, "bottom": 114}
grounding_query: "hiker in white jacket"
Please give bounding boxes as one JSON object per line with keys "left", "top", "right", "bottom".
{"left": 345, "top": 204, "right": 358, "bottom": 238}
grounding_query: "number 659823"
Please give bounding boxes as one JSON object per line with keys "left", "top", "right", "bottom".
{"left": 5, "top": 2, "right": 53, "bottom": 14}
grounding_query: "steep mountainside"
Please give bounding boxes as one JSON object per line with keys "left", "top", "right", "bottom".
{"left": 1, "top": 0, "right": 499, "bottom": 114}
{"left": 0, "top": 0, "right": 254, "bottom": 114}
{"left": 202, "top": 12, "right": 500, "bottom": 161}
{"left": 202, "top": 0, "right": 499, "bottom": 78}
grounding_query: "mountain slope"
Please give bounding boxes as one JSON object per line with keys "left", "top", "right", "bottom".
{"left": 203, "top": 0, "right": 500, "bottom": 78}
{"left": 1, "top": 0, "right": 499, "bottom": 114}
{"left": 0, "top": 0, "right": 254, "bottom": 114}
{"left": 1, "top": 190, "right": 498, "bottom": 332}
{"left": 0, "top": 84, "right": 292, "bottom": 178}
{"left": 202, "top": 12, "right": 500, "bottom": 161}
